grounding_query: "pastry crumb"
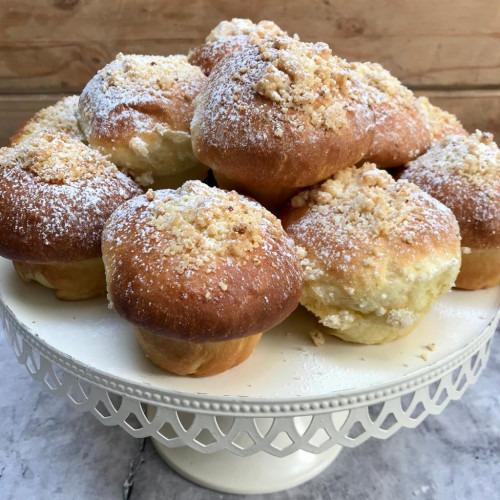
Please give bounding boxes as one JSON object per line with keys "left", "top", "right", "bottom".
{"left": 309, "top": 329, "right": 325, "bottom": 347}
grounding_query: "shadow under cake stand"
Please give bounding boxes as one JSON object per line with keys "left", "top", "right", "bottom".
{"left": 1, "top": 257, "right": 498, "bottom": 495}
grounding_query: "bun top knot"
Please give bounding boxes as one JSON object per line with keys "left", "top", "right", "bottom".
{"left": 189, "top": 18, "right": 287, "bottom": 75}
{"left": 205, "top": 18, "right": 285, "bottom": 43}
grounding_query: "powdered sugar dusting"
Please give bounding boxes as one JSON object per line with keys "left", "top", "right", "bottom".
{"left": 287, "top": 163, "right": 459, "bottom": 276}
{"left": 106, "top": 181, "right": 290, "bottom": 276}
{"left": 402, "top": 131, "right": 500, "bottom": 247}
{"left": 253, "top": 36, "right": 370, "bottom": 132}
{"left": 205, "top": 18, "right": 285, "bottom": 43}
{"left": 351, "top": 61, "right": 430, "bottom": 164}
{"left": 352, "top": 62, "right": 413, "bottom": 103}
{"left": 3, "top": 132, "right": 116, "bottom": 183}
{"left": 79, "top": 53, "right": 206, "bottom": 139}
{"left": 191, "top": 37, "right": 373, "bottom": 163}
{"left": 0, "top": 132, "right": 142, "bottom": 261}
{"left": 417, "top": 96, "right": 467, "bottom": 141}
{"left": 11, "top": 96, "right": 84, "bottom": 144}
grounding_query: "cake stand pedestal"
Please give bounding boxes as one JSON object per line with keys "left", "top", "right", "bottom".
{"left": 0, "top": 257, "right": 498, "bottom": 495}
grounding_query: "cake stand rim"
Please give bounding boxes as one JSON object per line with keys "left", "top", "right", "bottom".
{"left": 1, "top": 291, "right": 498, "bottom": 417}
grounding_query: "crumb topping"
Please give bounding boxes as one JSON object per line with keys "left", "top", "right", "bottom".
{"left": 146, "top": 181, "right": 283, "bottom": 273}
{"left": 352, "top": 61, "right": 413, "bottom": 104}
{"left": 206, "top": 18, "right": 285, "bottom": 43}
{"left": 289, "top": 163, "right": 457, "bottom": 271}
{"left": 0, "top": 132, "right": 119, "bottom": 184}
{"left": 253, "top": 36, "right": 357, "bottom": 131}
{"left": 411, "top": 130, "right": 498, "bottom": 182}
{"left": 402, "top": 131, "right": 499, "bottom": 245}
{"left": 417, "top": 96, "right": 465, "bottom": 140}
{"left": 99, "top": 53, "right": 203, "bottom": 94}
{"left": 79, "top": 53, "right": 206, "bottom": 138}
{"left": 13, "top": 96, "right": 83, "bottom": 143}
{"left": 0, "top": 132, "right": 141, "bottom": 261}
{"left": 309, "top": 329, "right": 325, "bottom": 346}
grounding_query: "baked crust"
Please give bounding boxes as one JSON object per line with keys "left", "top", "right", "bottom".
{"left": 401, "top": 131, "right": 500, "bottom": 250}
{"left": 0, "top": 132, "right": 142, "bottom": 263}
{"left": 188, "top": 18, "right": 286, "bottom": 75}
{"left": 282, "top": 164, "right": 461, "bottom": 344}
{"left": 191, "top": 37, "right": 374, "bottom": 207}
{"left": 10, "top": 96, "right": 84, "bottom": 145}
{"left": 352, "top": 62, "right": 431, "bottom": 167}
{"left": 455, "top": 247, "right": 500, "bottom": 290}
{"left": 135, "top": 328, "right": 263, "bottom": 376}
{"left": 417, "top": 96, "right": 467, "bottom": 142}
{"left": 102, "top": 181, "right": 303, "bottom": 343}
{"left": 14, "top": 258, "right": 106, "bottom": 300}
{"left": 79, "top": 53, "right": 208, "bottom": 187}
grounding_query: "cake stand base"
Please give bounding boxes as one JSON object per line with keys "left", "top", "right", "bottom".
{"left": 152, "top": 439, "right": 342, "bottom": 495}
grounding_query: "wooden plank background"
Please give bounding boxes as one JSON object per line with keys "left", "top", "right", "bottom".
{"left": 0, "top": 0, "right": 499, "bottom": 144}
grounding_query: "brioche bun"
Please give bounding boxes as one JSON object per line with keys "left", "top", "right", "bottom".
{"left": 352, "top": 62, "right": 431, "bottom": 167}
{"left": 282, "top": 163, "right": 461, "bottom": 344}
{"left": 79, "top": 53, "right": 208, "bottom": 189}
{"left": 102, "top": 181, "right": 303, "bottom": 376}
{"left": 10, "top": 96, "right": 84, "bottom": 145}
{"left": 402, "top": 131, "right": 500, "bottom": 289}
{"left": 0, "top": 132, "right": 142, "bottom": 299}
{"left": 191, "top": 36, "right": 374, "bottom": 207}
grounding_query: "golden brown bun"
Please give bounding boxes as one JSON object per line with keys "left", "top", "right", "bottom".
{"left": 136, "top": 328, "right": 262, "bottom": 377}
{"left": 282, "top": 164, "right": 461, "bottom": 344}
{"left": 455, "top": 247, "right": 500, "bottom": 290}
{"left": 102, "top": 181, "right": 303, "bottom": 343}
{"left": 79, "top": 53, "right": 208, "bottom": 188}
{"left": 10, "top": 96, "right": 84, "bottom": 145}
{"left": 191, "top": 36, "right": 374, "bottom": 207}
{"left": 188, "top": 18, "right": 286, "bottom": 75}
{"left": 0, "top": 132, "right": 142, "bottom": 264}
{"left": 189, "top": 36, "right": 251, "bottom": 76}
{"left": 14, "top": 258, "right": 106, "bottom": 301}
{"left": 401, "top": 131, "right": 499, "bottom": 289}
{"left": 352, "top": 62, "right": 431, "bottom": 167}
{"left": 103, "top": 181, "right": 302, "bottom": 376}
{"left": 401, "top": 131, "right": 500, "bottom": 249}
{"left": 417, "top": 96, "right": 467, "bottom": 142}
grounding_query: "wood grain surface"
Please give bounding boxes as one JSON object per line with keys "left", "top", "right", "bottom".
{"left": 1, "top": 0, "right": 499, "bottom": 93}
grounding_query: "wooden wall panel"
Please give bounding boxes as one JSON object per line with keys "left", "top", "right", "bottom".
{"left": 0, "top": 0, "right": 499, "bottom": 94}
{"left": 1, "top": 91, "right": 499, "bottom": 148}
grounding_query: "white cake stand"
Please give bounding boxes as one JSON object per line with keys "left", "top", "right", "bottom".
{"left": 0, "top": 257, "right": 498, "bottom": 495}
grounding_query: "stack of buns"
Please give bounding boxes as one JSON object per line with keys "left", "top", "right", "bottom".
{"left": 0, "top": 18, "right": 497, "bottom": 376}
